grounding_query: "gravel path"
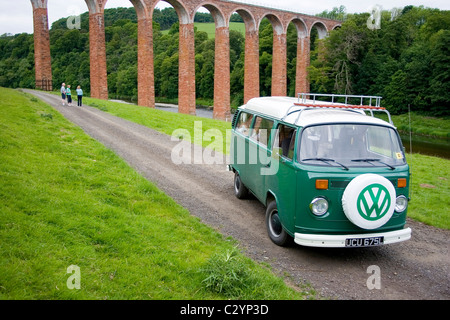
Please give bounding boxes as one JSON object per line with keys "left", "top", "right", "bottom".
{"left": 27, "top": 89, "right": 450, "bottom": 300}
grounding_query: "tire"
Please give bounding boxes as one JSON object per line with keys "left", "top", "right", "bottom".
{"left": 265, "top": 200, "right": 291, "bottom": 246}
{"left": 342, "top": 174, "right": 396, "bottom": 230}
{"left": 234, "top": 171, "right": 249, "bottom": 199}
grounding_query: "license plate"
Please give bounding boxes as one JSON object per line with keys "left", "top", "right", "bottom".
{"left": 345, "top": 236, "right": 384, "bottom": 247}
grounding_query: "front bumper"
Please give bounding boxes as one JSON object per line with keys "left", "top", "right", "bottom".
{"left": 294, "top": 227, "right": 412, "bottom": 248}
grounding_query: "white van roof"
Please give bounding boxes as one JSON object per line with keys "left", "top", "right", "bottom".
{"left": 240, "top": 96, "right": 395, "bottom": 128}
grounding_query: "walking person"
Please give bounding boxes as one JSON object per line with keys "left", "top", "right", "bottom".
{"left": 61, "top": 83, "right": 66, "bottom": 106}
{"left": 76, "top": 85, "right": 83, "bottom": 107}
{"left": 66, "top": 85, "right": 72, "bottom": 106}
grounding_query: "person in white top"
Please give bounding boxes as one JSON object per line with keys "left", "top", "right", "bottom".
{"left": 60, "top": 83, "right": 66, "bottom": 106}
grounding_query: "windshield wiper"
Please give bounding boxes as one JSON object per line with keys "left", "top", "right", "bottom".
{"left": 351, "top": 158, "right": 395, "bottom": 170}
{"left": 302, "top": 158, "right": 349, "bottom": 171}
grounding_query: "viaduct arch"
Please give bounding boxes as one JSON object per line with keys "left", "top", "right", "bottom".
{"left": 31, "top": 0, "right": 341, "bottom": 120}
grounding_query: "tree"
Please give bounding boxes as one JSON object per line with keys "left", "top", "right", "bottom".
{"left": 259, "top": 19, "right": 273, "bottom": 96}
{"left": 427, "top": 30, "right": 450, "bottom": 116}
{"left": 316, "top": 5, "right": 347, "bottom": 21}
{"left": 308, "top": 6, "right": 449, "bottom": 116}
{"left": 230, "top": 54, "right": 244, "bottom": 107}
{"left": 159, "top": 54, "right": 179, "bottom": 99}
{"left": 384, "top": 70, "right": 410, "bottom": 114}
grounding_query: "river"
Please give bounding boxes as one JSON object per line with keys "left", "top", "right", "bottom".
{"left": 401, "top": 134, "right": 450, "bottom": 160}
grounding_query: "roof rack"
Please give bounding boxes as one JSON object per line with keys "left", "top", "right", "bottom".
{"left": 281, "top": 93, "right": 392, "bottom": 124}
{"left": 298, "top": 93, "right": 383, "bottom": 107}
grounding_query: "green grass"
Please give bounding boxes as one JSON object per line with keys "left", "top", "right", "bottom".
{"left": 155, "top": 96, "right": 214, "bottom": 108}
{"left": 391, "top": 113, "right": 450, "bottom": 139}
{"left": 82, "top": 96, "right": 450, "bottom": 230}
{"left": 162, "top": 22, "right": 246, "bottom": 38}
{"left": 0, "top": 87, "right": 310, "bottom": 300}
{"left": 406, "top": 153, "right": 450, "bottom": 229}
{"left": 371, "top": 112, "right": 449, "bottom": 139}
{"left": 372, "top": 112, "right": 450, "bottom": 140}
{"left": 83, "top": 96, "right": 232, "bottom": 155}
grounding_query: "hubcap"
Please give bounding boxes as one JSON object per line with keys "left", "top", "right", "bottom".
{"left": 270, "top": 210, "right": 282, "bottom": 236}
{"left": 234, "top": 176, "right": 240, "bottom": 193}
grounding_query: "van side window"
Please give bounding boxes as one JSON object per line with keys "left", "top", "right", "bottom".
{"left": 235, "top": 112, "right": 254, "bottom": 136}
{"left": 250, "top": 116, "right": 274, "bottom": 147}
{"left": 274, "top": 124, "right": 296, "bottom": 160}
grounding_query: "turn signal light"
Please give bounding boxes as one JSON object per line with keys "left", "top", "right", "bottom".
{"left": 315, "top": 179, "right": 329, "bottom": 190}
{"left": 398, "top": 178, "right": 407, "bottom": 188}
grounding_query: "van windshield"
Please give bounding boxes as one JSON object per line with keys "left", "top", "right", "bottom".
{"left": 299, "top": 124, "right": 406, "bottom": 168}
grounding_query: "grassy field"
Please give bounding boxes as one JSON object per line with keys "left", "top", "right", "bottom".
{"left": 162, "top": 22, "right": 246, "bottom": 38}
{"left": 84, "top": 96, "right": 232, "bottom": 154}
{"left": 0, "top": 87, "right": 310, "bottom": 300}
{"left": 406, "top": 153, "right": 450, "bottom": 229}
{"left": 82, "top": 96, "right": 450, "bottom": 230}
{"left": 391, "top": 113, "right": 449, "bottom": 139}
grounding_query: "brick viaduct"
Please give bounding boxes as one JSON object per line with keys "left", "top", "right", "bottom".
{"left": 31, "top": 0, "right": 341, "bottom": 120}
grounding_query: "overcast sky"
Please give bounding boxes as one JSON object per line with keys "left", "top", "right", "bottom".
{"left": 1, "top": 0, "right": 448, "bottom": 35}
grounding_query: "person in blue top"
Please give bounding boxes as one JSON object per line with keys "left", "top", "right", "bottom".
{"left": 76, "top": 85, "right": 83, "bottom": 107}
{"left": 66, "top": 85, "right": 72, "bottom": 106}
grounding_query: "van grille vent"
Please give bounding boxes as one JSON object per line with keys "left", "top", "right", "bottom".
{"left": 330, "top": 179, "right": 397, "bottom": 189}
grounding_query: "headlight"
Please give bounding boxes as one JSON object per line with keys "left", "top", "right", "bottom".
{"left": 395, "top": 195, "right": 408, "bottom": 212}
{"left": 310, "top": 197, "right": 329, "bottom": 216}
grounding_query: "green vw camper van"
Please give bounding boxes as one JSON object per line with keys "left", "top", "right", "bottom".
{"left": 229, "top": 94, "right": 411, "bottom": 248}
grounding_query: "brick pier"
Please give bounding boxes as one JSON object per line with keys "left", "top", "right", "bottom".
{"left": 31, "top": 0, "right": 52, "bottom": 91}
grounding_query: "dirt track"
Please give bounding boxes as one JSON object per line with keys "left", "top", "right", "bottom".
{"left": 27, "top": 90, "right": 449, "bottom": 300}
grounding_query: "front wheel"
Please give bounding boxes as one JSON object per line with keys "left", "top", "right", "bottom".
{"left": 234, "top": 171, "right": 248, "bottom": 199}
{"left": 265, "top": 200, "right": 292, "bottom": 246}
